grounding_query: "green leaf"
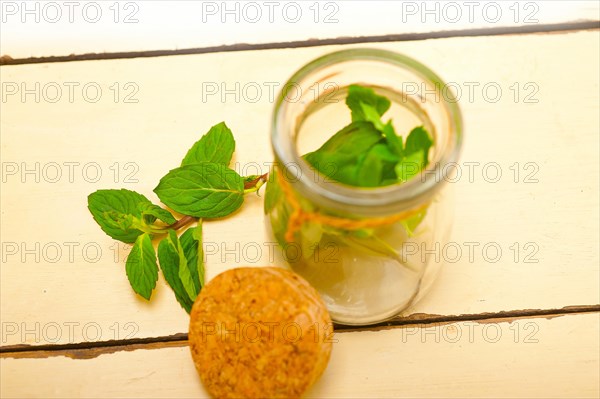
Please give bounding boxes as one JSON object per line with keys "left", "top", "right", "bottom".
{"left": 395, "top": 150, "right": 425, "bottom": 182}
{"left": 351, "top": 228, "right": 375, "bottom": 239}
{"left": 157, "top": 231, "right": 195, "bottom": 313}
{"left": 154, "top": 162, "right": 245, "bottom": 218}
{"left": 141, "top": 203, "right": 177, "bottom": 225}
{"left": 159, "top": 230, "right": 200, "bottom": 302}
{"left": 368, "top": 142, "right": 401, "bottom": 163}
{"left": 356, "top": 145, "right": 384, "bottom": 187}
{"left": 305, "top": 122, "right": 381, "bottom": 158}
{"left": 125, "top": 233, "right": 159, "bottom": 300}
{"left": 180, "top": 224, "right": 205, "bottom": 289}
{"left": 346, "top": 84, "right": 391, "bottom": 122}
{"left": 169, "top": 230, "right": 197, "bottom": 301}
{"left": 181, "top": 122, "right": 235, "bottom": 167}
{"left": 192, "top": 225, "right": 205, "bottom": 286}
{"left": 355, "top": 143, "right": 401, "bottom": 187}
{"left": 88, "top": 189, "right": 155, "bottom": 243}
{"left": 360, "top": 103, "right": 386, "bottom": 131}
{"left": 382, "top": 121, "right": 404, "bottom": 156}
{"left": 339, "top": 234, "right": 418, "bottom": 272}
{"left": 404, "top": 126, "right": 434, "bottom": 167}
{"left": 402, "top": 208, "right": 428, "bottom": 237}
{"left": 304, "top": 122, "right": 382, "bottom": 186}
{"left": 359, "top": 103, "right": 403, "bottom": 158}
{"left": 393, "top": 127, "right": 434, "bottom": 183}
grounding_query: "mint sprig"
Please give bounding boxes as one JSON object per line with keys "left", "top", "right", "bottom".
{"left": 87, "top": 122, "right": 263, "bottom": 312}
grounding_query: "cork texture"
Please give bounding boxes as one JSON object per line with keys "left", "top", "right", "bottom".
{"left": 189, "top": 267, "right": 333, "bottom": 398}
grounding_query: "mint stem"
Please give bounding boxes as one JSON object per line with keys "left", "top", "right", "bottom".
{"left": 244, "top": 173, "right": 269, "bottom": 190}
{"left": 168, "top": 215, "right": 198, "bottom": 231}
{"left": 243, "top": 173, "right": 268, "bottom": 194}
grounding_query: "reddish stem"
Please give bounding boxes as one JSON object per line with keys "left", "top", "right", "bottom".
{"left": 244, "top": 173, "right": 269, "bottom": 189}
{"left": 167, "top": 215, "right": 197, "bottom": 230}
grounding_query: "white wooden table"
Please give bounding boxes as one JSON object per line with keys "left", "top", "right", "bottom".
{"left": 1, "top": 2, "right": 599, "bottom": 398}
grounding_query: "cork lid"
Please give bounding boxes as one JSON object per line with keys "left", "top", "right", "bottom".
{"left": 189, "top": 267, "right": 333, "bottom": 399}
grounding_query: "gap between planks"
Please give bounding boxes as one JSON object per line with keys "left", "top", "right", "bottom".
{"left": 1, "top": 21, "right": 598, "bottom": 66}
{"left": 1, "top": 305, "right": 598, "bottom": 360}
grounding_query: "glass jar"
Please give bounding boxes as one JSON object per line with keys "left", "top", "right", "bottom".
{"left": 264, "top": 48, "right": 463, "bottom": 325}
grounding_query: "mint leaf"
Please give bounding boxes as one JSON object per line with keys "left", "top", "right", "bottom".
{"left": 394, "top": 127, "right": 433, "bottom": 182}
{"left": 360, "top": 103, "right": 386, "bottom": 131}
{"left": 382, "top": 121, "right": 403, "bottom": 156}
{"left": 305, "top": 122, "right": 381, "bottom": 158}
{"left": 356, "top": 143, "right": 400, "bottom": 187}
{"left": 88, "top": 189, "right": 156, "bottom": 243}
{"left": 367, "top": 142, "right": 401, "bottom": 163}
{"left": 181, "top": 122, "right": 235, "bottom": 167}
{"left": 141, "top": 203, "right": 176, "bottom": 225}
{"left": 402, "top": 209, "right": 427, "bottom": 237}
{"left": 192, "top": 224, "right": 205, "bottom": 287}
{"left": 166, "top": 230, "right": 197, "bottom": 300}
{"left": 154, "top": 162, "right": 244, "bottom": 218}
{"left": 157, "top": 231, "right": 195, "bottom": 312}
{"left": 356, "top": 146, "right": 384, "bottom": 187}
{"left": 346, "top": 84, "right": 391, "bottom": 122}
{"left": 395, "top": 150, "right": 425, "bottom": 182}
{"left": 359, "top": 103, "right": 403, "bottom": 158}
{"left": 304, "top": 122, "right": 381, "bottom": 186}
{"left": 181, "top": 224, "right": 205, "bottom": 288}
{"left": 125, "top": 233, "right": 158, "bottom": 300}
{"left": 404, "top": 126, "right": 433, "bottom": 167}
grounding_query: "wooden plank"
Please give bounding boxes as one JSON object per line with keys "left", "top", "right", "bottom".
{"left": 1, "top": 1, "right": 598, "bottom": 60}
{"left": 1, "top": 31, "right": 598, "bottom": 346}
{"left": 2, "top": 312, "right": 599, "bottom": 398}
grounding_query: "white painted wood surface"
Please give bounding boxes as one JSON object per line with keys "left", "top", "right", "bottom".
{"left": 1, "top": 1, "right": 598, "bottom": 59}
{"left": 2, "top": 313, "right": 599, "bottom": 398}
{"left": 1, "top": 31, "right": 598, "bottom": 347}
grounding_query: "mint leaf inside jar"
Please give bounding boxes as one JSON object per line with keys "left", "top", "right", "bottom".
{"left": 304, "top": 84, "right": 433, "bottom": 188}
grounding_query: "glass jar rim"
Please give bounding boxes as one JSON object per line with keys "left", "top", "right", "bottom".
{"left": 271, "top": 48, "right": 463, "bottom": 215}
